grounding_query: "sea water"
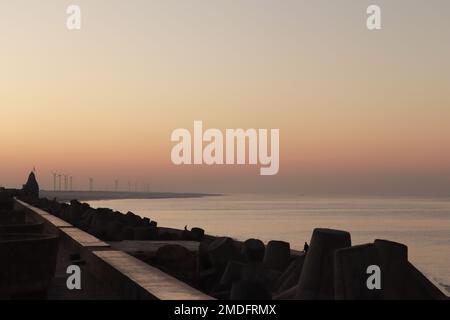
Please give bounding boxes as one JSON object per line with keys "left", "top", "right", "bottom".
{"left": 87, "top": 194, "right": 450, "bottom": 294}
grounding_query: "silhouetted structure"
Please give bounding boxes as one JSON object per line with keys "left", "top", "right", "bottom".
{"left": 22, "top": 171, "right": 39, "bottom": 198}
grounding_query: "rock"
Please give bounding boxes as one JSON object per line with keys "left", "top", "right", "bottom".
{"left": 122, "top": 211, "right": 142, "bottom": 227}
{"left": 133, "top": 226, "right": 158, "bottom": 240}
{"left": 374, "top": 239, "right": 408, "bottom": 299}
{"left": 191, "top": 227, "right": 205, "bottom": 240}
{"left": 89, "top": 211, "right": 110, "bottom": 238}
{"left": 65, "top": 200, "right": 87, "bottom": 225}
{"left": 207, "top": 237, "right": 242, "bottom": 272}
{"left": 198, "top": 267, "right": 221, "bottom": 293}
{"left": 104, "top": 221, "right": 125, "bottom": 241}
{"left": 197, "top": 237, "right": 215, "bottom": 274}
{"left": 241, "top": 262, "right": 281, "bottom": 291}
{"left": 182, "top": 230, "right": 194, "bottom": 240}
{"left": 120, "top": 227, "right": 134, "bottom": 240}
{"left": 334, "top": 240, "right": 408, "bottom": 300}
{"left": 158, "top": 230, "right": 178, "bottom": 240}
{"left": 78, "top": 209, "right": 95, "bottom": 231}
{"left": 155, "top": 244, "right": 193, "bottom": 267}
{"left": 334, "top": 243, "right": 380, "bottom": 300}
{"left": 273, "top": 253, "right": 306, "bottom": 293}
{"left": 220, "top": 261, "right": 245, "bottom": 287}
{"left": 181, "top": 227, "right": 205, "bottom": 241}
{"left": 296, "top": 228, "right": 351, "bottom": 299}
{"left": 153, "top": 244, "right": 197, "bottom": 284}
{"left": 263, "top": 240, "right": 291, "bottom": 272}
{"left": 273, "top": 285, "right": 299, "bottom": 300}
{"left": 230, "top": 280, "right": 272, "bottom": 300}
{"left": 242, "top": 238, "right": 265, "bottom": 262}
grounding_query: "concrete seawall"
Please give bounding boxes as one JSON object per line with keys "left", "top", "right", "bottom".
{"left": 14, "top": 198, "right": 214, "bottom": 300}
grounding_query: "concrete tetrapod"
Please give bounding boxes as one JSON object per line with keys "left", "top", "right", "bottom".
{"left": 296, "top": 228, "right": 351, "bottom": 299}
{"left": 263, "top": 240, "right": 291, "bottom": 272}
{"left": 241, "top": 238, "right": 265, "bottom": 263}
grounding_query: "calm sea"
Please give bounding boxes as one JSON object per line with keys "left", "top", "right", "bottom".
{"left": 87, "top": 194, "right": 450, "bottom": 293}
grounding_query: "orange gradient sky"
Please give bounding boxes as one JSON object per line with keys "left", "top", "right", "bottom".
{"left": 1, "top": 0, "right": 450, "bottom": 195}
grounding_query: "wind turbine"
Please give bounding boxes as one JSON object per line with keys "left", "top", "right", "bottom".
{"left": 64, "top": 174, "right": 68, "bottom": 191}
{"left": 52, "top": 172, "right": 57, "bottom": 191}
{"left": 58, "top": 173, "right": 62, "bottom": 191}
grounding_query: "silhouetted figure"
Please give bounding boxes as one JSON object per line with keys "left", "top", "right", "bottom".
{"left": 22, "top": 171, "right": 39, "bottom": 198}
{"left": 304, "top": 241, "right": 309, "bottom": 253}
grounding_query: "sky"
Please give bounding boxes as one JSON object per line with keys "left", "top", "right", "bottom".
{"left": 1, "top": 0, "right": 450, "bottom": 195}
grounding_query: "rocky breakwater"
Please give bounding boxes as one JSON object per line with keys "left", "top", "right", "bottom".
{"left": 196, "top": 228, "right": 447, "bottom": 300}
{"left": 29, "top": 196, "right": 447, "bottom": 300}
{"left": 34, "top": 197, "right": 205, "bottom": 242}
{"left": 197, "top": 236, "right": 305, "bottom": 299}
{"left": 31, "top": 196, "right": 208, "bottom": 287}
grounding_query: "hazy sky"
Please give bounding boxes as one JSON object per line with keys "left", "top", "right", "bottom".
{"left": 1, "top": 0, "right": 450, "bottom": 195}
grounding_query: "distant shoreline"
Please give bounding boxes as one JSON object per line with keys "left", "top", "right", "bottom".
{"left": 39, "top": 190, "right": 222, "bottom": 202}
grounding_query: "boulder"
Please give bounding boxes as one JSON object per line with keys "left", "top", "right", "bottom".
{"left": 207, "top": 237, "right": 242, "bottom": 272}
{"left": 273, "top": 253, "right": 306, "bottom": 294}
{"left": 197, "top": 237, "right": 215, "bottom": 273}
{"left": 263, "top": 240, "right": 291, "bottom": 272}
{"left": 191, "top": 227, "right": 205, "bottom": 241}
{"left": 220, "top": 261, "right": 245, "bottom": 287}
{"left": 374, "top": 239, "right": 408, "bottom": 299}
{"left": 133, "top": 226, "right": 158, "bottom": 240}
{"left": 120, "top": 227, "right": 134, "bottom": 240}
{"left": 104, "top": 221, "right": 125, "bottom": 241}
{"left": 334, "top": 243, "right": 380, "bottom": 300}
{"left": 154, "top": 244, "right": 195, "bottom": 273}
{"left": 242, "top": 238, "right": 265, "bottom": 262}
{"left": 230, "top": 280, "right": 272, "bottom": 300}
{"left": 296, "top": 228, "right": 351, "bottom": 299}
{"left": 334, "top": 239, "right": 409, "bottom": 300}
{"left": 241, "top": 262, "right": 281, "bottom": 291}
